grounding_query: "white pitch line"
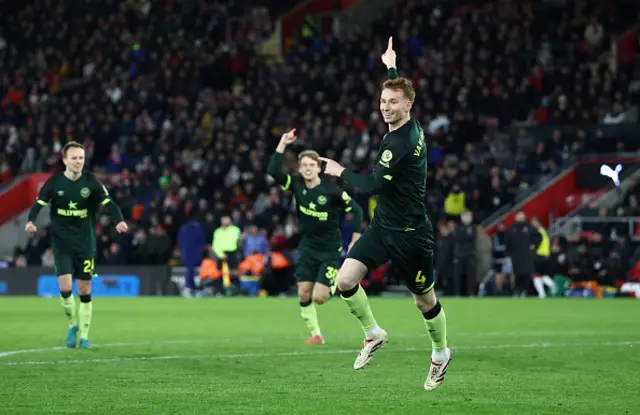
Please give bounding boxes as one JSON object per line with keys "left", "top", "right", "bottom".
{"left": 393, "top": 329, "right": 616, "bottom": 339}
{"left": 0, "top": 330, "right": 622, "bottom": 359}
{"left": 0, "top": 340, "right": 200, "bottom": 358}
{"left": 1, "top": 340, "right": 638, "bottom": 367}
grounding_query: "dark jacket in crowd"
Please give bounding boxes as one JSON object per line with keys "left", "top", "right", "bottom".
{"left": 505, "top": 221, "right": 541, "bottom": 276}
{"left": 453, "top": 223, "right": 477, "bottom": 259}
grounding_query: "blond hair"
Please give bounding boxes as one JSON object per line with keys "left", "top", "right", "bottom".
{"left": 382, "top": 77, "right": 416, "bottom": 102}
{"left": 298, "top": 150, "right": 320, "bottom": 165}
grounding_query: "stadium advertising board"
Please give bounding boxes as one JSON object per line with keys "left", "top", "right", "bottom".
{"left": 0, "top": 266, "right": 170, "bottom": 296}
{"left": 37, "top": 275, "right": 140, "bottom": 297}
{"left": 575, "top": 159, "right": 639, "bottom": 190}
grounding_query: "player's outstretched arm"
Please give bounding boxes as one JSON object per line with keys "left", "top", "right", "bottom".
{"left": 26, "top": 176, "right": 55, "bottom": 234}
{"left": 319, "top": 157, "right": 385, "bottom": 194}
{"left": 344, "top": 192, "right": 363, "bottom": 251}
{"left": 342, "top": 169, "right": 387, "bottom": 194}
{"left": 321, "top": 140, "right": 408, "bottom": 195}
{"left": 334, "top": 187, "right": 363, "bottom": 246}
{"left": 382, "top": 36, "right": 399, "bottom": 80}
{"left": 267, "top": 128, "right": 297, "bottom": 191}
{"left": 91, "top": 175, "right": 128, "bottom": 233}
{"left": 341, "top": 190, "right": 363, "bottom": 232}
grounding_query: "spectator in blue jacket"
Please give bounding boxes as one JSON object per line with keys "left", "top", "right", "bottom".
{"left": 178, "top": 220, "right": 206, "bottom": 295}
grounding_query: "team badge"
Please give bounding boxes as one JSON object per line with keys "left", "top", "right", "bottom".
{"left": 381, "top": 150, "right": 393, "bottom": 162}
{"left": 317, "top": 195, "right": 327, "bottom": 205}
{"left": 80, "top": 187, "right": 91, "bottom": 198}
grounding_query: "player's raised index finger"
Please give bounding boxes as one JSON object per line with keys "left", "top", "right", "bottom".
{"left": 318, "top": 157, "right": 330, "bottom": 163}
{"left": 387, "top": 36, "right": 393, "bottom": 50}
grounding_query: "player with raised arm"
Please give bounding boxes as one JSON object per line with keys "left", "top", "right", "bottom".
{"left": 319, "top": 37, "right": 452, "bottom": 390}
{"left": 267, "top": 130, "right": 363, "bottom": 345}
{"left": 25, "top": 141, "right": 128, "bottom": 349}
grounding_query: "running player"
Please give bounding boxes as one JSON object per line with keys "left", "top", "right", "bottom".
{"left": 267, "top": 130, "right": 363, "bottom": 344}
{"left": 25, "top": 141, "right": 128, "bottom": 349}
{"left": 320, "top": 37, "right": 452, "bottom": 390}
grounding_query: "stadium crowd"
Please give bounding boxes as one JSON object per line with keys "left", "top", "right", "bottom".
{"left": 2, "top": 0, "right": 638, "bottom": 294}
{"left": 559, "top": 184, "right": 640, "bottom": 296}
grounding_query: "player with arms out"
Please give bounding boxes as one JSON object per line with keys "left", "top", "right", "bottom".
{"left": 320, "top": 37, "right": 452, "bottom": 390}
{"left": 25, "top": 142, "right": 128, "bottom": 349}
{"left": 268, "top": 130, "right": 363, "bottom": 345}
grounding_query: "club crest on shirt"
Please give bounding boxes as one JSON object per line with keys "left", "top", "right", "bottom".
{"left": 317, "top": 195, "right": 327, "bottom": 205}
{"left": 80, "top": 187, "right": 91, "bottom": 198}
{"left": 379, "top": 149, "right": 393, "bottom": 168}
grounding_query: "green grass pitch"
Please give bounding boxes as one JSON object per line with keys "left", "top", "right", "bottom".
{"left": 0, "top": 297, "right": 639, "bottom": 414}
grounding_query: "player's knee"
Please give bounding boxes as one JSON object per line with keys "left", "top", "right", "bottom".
{"left": 337, "top": 277, "right": 357, "bottom": 293}
{"left": 312, "top": 293, "right": 329, "bottom": 305}
{"left": 337, "top": 272, "right": 360, "bottom": 292}
{"left": 336, "top": 259, "right": 367, "bottom": 292}
{"left": 59, "top": 282, "right": 73, "bottom": 292}
{"left": 77, "top": 281, "right": 91, "bottom": 296}
{"left": 58, "top": 274, "right": 73, "bottom": 292}
{"left": 297, "top": 288, "right": 312, "bottom": 303}
{"left": 413, "top": 290, "right": 438, "bottom": 312}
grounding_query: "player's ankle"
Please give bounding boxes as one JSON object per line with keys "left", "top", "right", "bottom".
{"left": 431, "top": 347, "right": 448, "bottom": 363}
{"left": 364, "top": 325, "right": 382, "bottom": 339}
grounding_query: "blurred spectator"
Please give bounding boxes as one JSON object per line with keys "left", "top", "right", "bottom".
{"left": 237, "top": 251, "right": 266, "bottom": 297}
{"left": 453, "top": 211, "right": 477, "bottom": 296}
{"left": 475, "top": 225, "right": 493, "bottom": 287}
{"left": 213, "top": 215, "right": 242, "bottom": 280}
{"left": 531, "top": 217, "right": 556, "bottom": 298}
{"left": 148, "top": 225, "right": 172, "bottom": 264}
{"left": 242, "top": 223, "right": 268, "bottom": 257}
{"left": 584, "top": 17, "right": 605, "bottom": 56}
{"left": 199, "top": 250, "right": 223, "bottom": 296}
{"left": 505, "top": 212, "right": 540, "bottom": 296}
{"left": 178, "top": 220, "right": 206, "bottom": 295}
{"left": 435, "top": 221, "right": 454, "bottom": 294}
{"left": 104, "top": 243, "right": 126, "bottom": 266}
{"left": 41, "top": 248, "right": 55, "bottom": 268}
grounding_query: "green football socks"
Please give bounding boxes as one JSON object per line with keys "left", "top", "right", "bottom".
{"left": 78, "top": 295, "right": 93, "bottom": 340}
{"left": 60, "top": 292, "right": 77, "bottom": 328}
{"left": 341, "top": 285, "right": 380, "bottom": 337}
{"left": 300, "top": 300, "right": 321, "bottom": 337}
{"left": 423, "top": 301, "right": 448, "bottom": 352}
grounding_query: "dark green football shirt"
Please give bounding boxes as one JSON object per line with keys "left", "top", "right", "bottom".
{"left": 28, "top": 172, "right": 124, "bottom": 254}
{"left": 267, "top": 152, "right": 363, "bottom": 256}
{"left": 341, "top": 68, "right": 430, "bottom": 232}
